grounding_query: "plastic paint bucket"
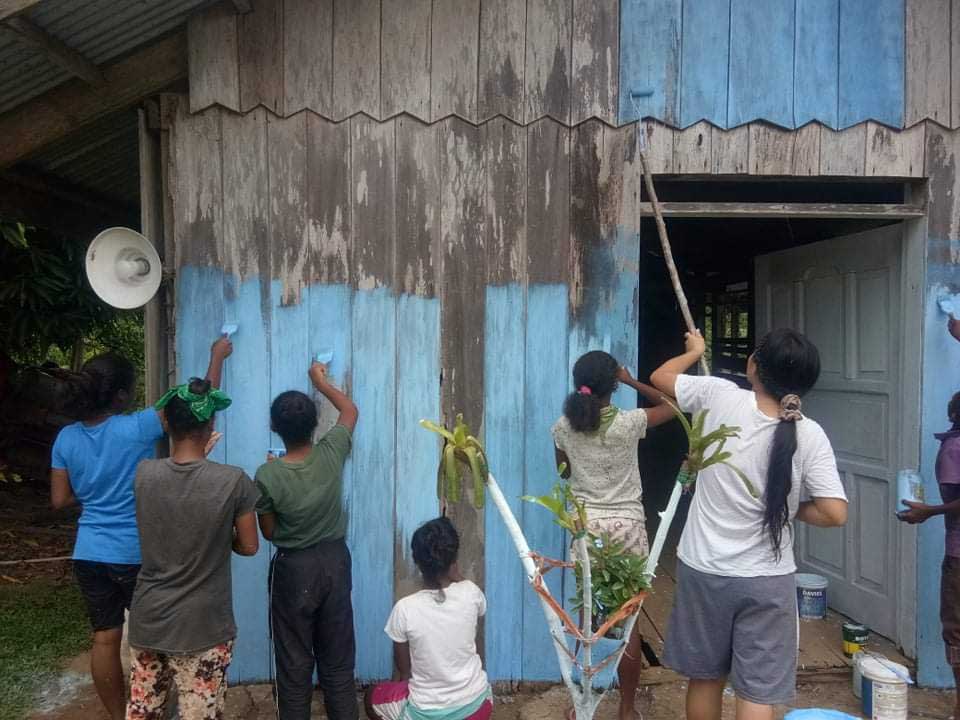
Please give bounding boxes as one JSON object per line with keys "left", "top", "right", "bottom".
{"left": 860, "top": 656, "right": 909, "bottom": 720}
{"left": 795, "top": 573, "right": 828, "bottom": 620}
{"left": 842, "top": 622, "right": 870, "bottom": 657}
{"left": 852, "top": 651, "right": 865, "bottom": 698}
{"left": 785, "top": 711, "right": 858, "bottom": 720}
{"left": 896, "top": 469, "right": 925, "bottom": 512}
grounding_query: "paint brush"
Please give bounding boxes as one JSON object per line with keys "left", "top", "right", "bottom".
{"left": 938, "top": 295, "right": 957, "bottom": 317}
{"left": 314, "top": 350, "right": 334, "bottom": 366}
{"left": 221, "top": 323, "right": 238, "bottom": 338}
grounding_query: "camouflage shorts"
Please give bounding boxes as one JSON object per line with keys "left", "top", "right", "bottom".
{"left": 126, "top": 641, "right": 233, "bottom": 720}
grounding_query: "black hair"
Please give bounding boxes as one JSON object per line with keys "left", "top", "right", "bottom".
{"left": 270, "top": 390, "right": 318, "bottom": 446}
{"left": 165, "top": 377, "right": 215, "bottom": 439}
{"left": 949, "top": 391, "right": 960, "bottom": 429}
{"left": 563, "top": 350, "right": 620, "bottom": 432}
{"left": 411, "top": 516, "right": 460, "bottom": 597}
{"left": 80, "top": 353, "right": 135, "bottom": 417}
{"left": 753, "top": 329, "right": 821, "bottom": 561}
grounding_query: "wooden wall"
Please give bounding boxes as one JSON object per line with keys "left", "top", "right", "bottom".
{"left": 167, "top": 100, "right": 641, "bottom": 682}
{"left": 189, "top": 0, "right": 960, "bottom": 132}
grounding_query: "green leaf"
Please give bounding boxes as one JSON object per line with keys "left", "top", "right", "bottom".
{"left": 723, "top": 461, "right": 760, "bottom": 498}
{"left": 419, "top": 419, "right": 455, "bottom": 443}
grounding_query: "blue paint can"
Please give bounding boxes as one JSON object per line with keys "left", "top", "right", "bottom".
{"left": 785, "top": 711, "right": 857, "bottom": 720}
{"left": 795, "top": 573, "right": 828, "bottom": 620}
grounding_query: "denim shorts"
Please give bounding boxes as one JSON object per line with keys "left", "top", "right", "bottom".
{"left": 73, "top": 560, "right": 140, "bottom": 631}
{"left": 662, "top": 561, "right": 798, "bottom": 705}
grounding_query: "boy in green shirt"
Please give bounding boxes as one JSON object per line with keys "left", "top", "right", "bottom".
{"left": 255, "top": 361, "right": 359, "bottom": 720}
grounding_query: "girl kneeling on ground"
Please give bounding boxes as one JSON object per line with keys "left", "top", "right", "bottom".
{"left": 126, "top": 378, "right": 260, "bottom": 720}
{"left": 551, "top": 351, "right": 675, "bottom": 720}
{"left": 650, "top": 329, "right": 848, "bottom": 720}
{"left": 366, "top": 517, "right": 492, "bottom": 720}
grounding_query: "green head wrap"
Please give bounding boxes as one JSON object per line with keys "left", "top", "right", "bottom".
{"left": 155, "top": 383, "right": 231, "bottom": 422}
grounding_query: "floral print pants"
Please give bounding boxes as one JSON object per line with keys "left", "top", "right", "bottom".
{"left": 126, "top": 641, "right": 233, "bottom": 720}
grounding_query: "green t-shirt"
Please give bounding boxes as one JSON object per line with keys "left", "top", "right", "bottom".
{"left": 254, "top": 424, "right": 352, "bottom": 549}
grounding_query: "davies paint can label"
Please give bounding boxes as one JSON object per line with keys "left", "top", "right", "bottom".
{"left": 797, "top": 588, "right": 826, "bottom": 618}
{"left": 863, "top": 678, "right": 908, "bottom": 720}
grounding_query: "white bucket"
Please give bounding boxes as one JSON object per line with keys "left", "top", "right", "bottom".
{"left": 852, "top": 651, "right": 865, "bottom": 699}
{"left": 860, "top": 655, "right": 909, "bottom": 720}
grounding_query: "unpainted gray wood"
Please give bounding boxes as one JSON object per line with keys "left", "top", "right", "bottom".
{"left": 333, "top": 0, "right": 381, "bottom": 119}
{"left": 905, "top": 0, "right": 951, "bottom": 126}
{"left": 571, "top": 0, "right": 618, "bottom": 124}
{"left": 431, "top": 0, "right": 481, "bottom": 121}
{"left": 819, "top": 123, "right": 867, "bottom": 176}
{"left": 382, "top": 0, "right": 432, "bottom": 119}
{"left": 711, "top": 123, "right": 749, "bottom": 174}
{"left": 187, "top": 3, "right": 240, "bottom": 113}
{"left": 478, "top": 0, "right": 526, "bottom": 121}
{"left": 267, "top": 113, "right": 308, "bottom": 304}
{"left": 222, "top": 107, "right": 269, "bottom": 282}
{"left": 283, "top": 0, "right": 333, "bottom": 116}
{"left": 307, "top": 114, "right": 351, "bottom": 285}
{"left": 674, "top": 121, "right": 712, "bottom": 174}
{"left": 238, "top": 0, "right": 283, "bottom": 114}
{"left": 525, "top": 0, "right": 572, "bottom": 124}
{"left": 866, "top": 121, "right": 925, "bottom": 177}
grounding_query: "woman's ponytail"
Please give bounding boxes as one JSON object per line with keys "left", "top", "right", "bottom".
{"left": 563, "top": 351, "right": 620, "bottom": 432}
{"left": 753, "top": 330, "right": 821, "bottom": 561}
{"left": 79, "top": 353, "right": 135, "bottom": 417}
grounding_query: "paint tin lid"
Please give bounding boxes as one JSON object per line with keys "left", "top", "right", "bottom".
{"left": 859, "top": 656, "right": 909, "bottom": 684}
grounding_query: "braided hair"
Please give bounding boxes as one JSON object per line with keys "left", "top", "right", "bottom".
{"left": 411, "top": 516, "right": 460, "bottom": 602}
{"left": 563, "top": 351, "right": 619, "bottom": 432}
{"left": 270, "top": 390, "right": 318, "bottom": 446}
{"left": 80, "top": 353, "right": 135, "bottom": 418}
{"left": 752, "top": 329, "right": 821, "bottom": 561}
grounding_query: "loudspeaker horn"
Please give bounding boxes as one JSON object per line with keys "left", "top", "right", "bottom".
{"left": 85, "top": 227, "right": 162, "bottom": 309}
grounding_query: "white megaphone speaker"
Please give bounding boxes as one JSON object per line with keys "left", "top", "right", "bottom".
{"left": 85, "top": 227, "right": 162, "bottom": 309}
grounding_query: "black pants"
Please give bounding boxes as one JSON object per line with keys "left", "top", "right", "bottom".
{"left": 270, "top": 539, "right": 358, "bottom": 720}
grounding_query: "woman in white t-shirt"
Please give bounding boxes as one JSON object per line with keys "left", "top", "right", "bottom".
{"left": 551, "top": 350, "right": 676, "bottom": 720}
{"left": 650, "top": 328, "right": 848, "bottom": 720}
{"left": 366, "top": 517, "right": 491, "bottom": 720}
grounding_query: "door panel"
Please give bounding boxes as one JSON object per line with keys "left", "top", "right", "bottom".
{"left": 755, "top": 224, "right": 902, "bottom": 639}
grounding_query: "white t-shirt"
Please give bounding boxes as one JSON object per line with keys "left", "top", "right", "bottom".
{"left": 551, "top": 408, "right": 648, "bottom": 521}
{"left": 675, "top": 375, "right": 846, "bottom": 577}
{"left": 384, "top": 580, "right": 489, "bottom": 710}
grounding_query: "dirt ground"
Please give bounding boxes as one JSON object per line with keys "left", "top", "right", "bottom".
{"left": 0, "top": 482, "right": 77, "bottom": 585}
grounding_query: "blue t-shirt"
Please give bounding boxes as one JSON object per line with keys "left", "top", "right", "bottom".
{"left": 51, "top": 409, "right": 164, "bottom": 564}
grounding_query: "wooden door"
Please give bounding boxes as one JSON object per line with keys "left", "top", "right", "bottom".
{"left": 755, "top": 224, "right": 902, "bottom": 639}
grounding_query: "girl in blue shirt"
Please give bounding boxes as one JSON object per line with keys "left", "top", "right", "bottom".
{"left": 50, "top": 337, "right": 231, "bottom": 720}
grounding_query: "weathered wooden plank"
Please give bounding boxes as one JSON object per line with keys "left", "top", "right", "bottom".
{"left": 267, "top": 113, "right": 308, "bottom": 305}
{"left": 4, "top": 16, "right": 104, "bottom": 86}
{"left": 188, "top": 2, "right": 240, "bottom": 113}
{"left": 438, "top": 117, "right": 486, "bottom": 625}
{"left": 571, "top": 0, "right": 619, "bottom": 125}
{"left": 382, "top": 0, "right": 432, "bottom": 119}
{"left": 905, "top": 0, "right": 951, "bottom": 126}
{"left": 139, "top": 109, "right": 164, "bottom": 408}
{"left": 432, "top": 0, "right": 480, "bottom": 121}
{"left": 237, "top": 0, "right": 283, "bottom": 114}
{"left": 637, "top": 202, "right": 925, "bottom": 219}
{"left": 523, "top": 118, "right": 570, "bottom": 681}
{"left": 172, "top": 105, "right": 223, "bottom": 269}
{"left": 332, "top": 0, "right": 380, "bottom": 119}
{"left": 618, "top": 0, "right": 682, "bottom": 124}
{"left": 866, "top": 121, "right": 925, "bottom": 177}
{"left": 711, "top": 124, "right": 750, "bottom": 174}
{"left": 953, "top": 4, "right": 960, "bottom": 128}
{"left": 838, "top": 0, "right": 904, "bottom": 128}
{"left": 674, "top": 121, "right": 712, "bottom": 174}
{"left": 640, "top": 119, "right": 676, "bottom": 174}
{"left": 524, "top": 0, "right": 572, "bottom": 124}
{"left": 222, "top": 108, "right": 269, "bottom": 283}
{"left": 924, "top": 124, "right": 960, "bottom": 259}
{"left": 283, "top": 0, "right": 333, "bottom": 116}
{"left": 793, "top": 122, "right": 822, "bottom": 176}
{"left": 794, "top": 0, "right": 840, "bottom": 128}
{"left": 481, "top": 118, "right": 526, "bottom": 681}
{"left": 819, "top": 123, "right": 867, "bottom": 176}
{"left": 728, "top": 0, "right": 794, "bottom": 128}
{"left": 306, "top": 115, "right": 350, "bottom": 286}
{"left": 395, "top": 116, "right": 441, "bottom": 602}
{"left": 679, "top": 0, "right": 730, "bottom": 127}
{"left": 748, "top": 123, "right": 794, "bottom": 175}
{"left": 479, "top": 0, "right": 526, "bottom": 121}
{"left": 350, "top": 114, "right": 397, "bottom": 681}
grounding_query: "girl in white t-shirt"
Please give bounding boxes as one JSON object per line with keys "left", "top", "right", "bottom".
{"left": 650, "top": 329, "right": 848, "bottom": 720}
{"left": 551, "top": 350, "right": 675, "bottom": 720}
{"left": 366, "top": 517, "right": 491, "bottom": 720}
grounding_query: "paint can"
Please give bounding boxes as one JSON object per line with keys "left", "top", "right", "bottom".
{"left": 860, "top": 656, "right": 909, "bottom": 720}
{"left": 842, "top": 622, "right": 870, "bottom": 657}
{"left": 795, "top": 573, "right": 828, "bottom": 620}
{"left": 896, "top": 469, "right": 925, "bottom": 513}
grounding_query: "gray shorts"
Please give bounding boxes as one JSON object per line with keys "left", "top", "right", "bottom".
{"left": 662, "top": 561, "right": 798, "bottom": 706}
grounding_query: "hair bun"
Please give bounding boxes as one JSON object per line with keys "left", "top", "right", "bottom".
{"left": 778, "top": 394, "right": 803, "bottom": 422}
{"left": 188, "top": 377, "right": 212, "bottom": 395}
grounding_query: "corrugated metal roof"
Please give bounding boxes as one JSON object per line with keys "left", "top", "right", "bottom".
{"left": 0, "top": 0, "right": 207, "bottom": 114}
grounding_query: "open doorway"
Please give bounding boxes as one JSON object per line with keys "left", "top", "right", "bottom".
{"left": 635, "top": 177, "right": 922, "bottom": 663}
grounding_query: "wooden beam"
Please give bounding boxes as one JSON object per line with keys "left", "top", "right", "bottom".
{"left": 639, "top": 202, "right": 926, "bottom": 220}
{"left": 0, "top": 0, "right": 40, "bottom": 23}
{"left": 3, "top": 16, "right": 105, "bottom": 86}
{"left": 231, "top": 0, "right": 252, "bottom": 13}
{"left": 0, "top": 31, "right": 186, "bottom": 169}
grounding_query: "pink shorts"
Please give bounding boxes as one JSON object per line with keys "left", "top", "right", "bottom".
{"left": 368, "top": 681, "right": 493, "bottom": 720}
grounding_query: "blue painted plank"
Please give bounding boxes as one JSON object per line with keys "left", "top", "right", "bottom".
{"left": 838, "top": 0, "right": 904, "bottom": 128}
{"left": 395, "top": 294, "right": 441, "bottom": 594}
{"left": 618, "top": 0, "right": 682, "bottom": 125}
{"left": 222, "top": 274, "right": 273, "bottom": 684}
{"left": 728, "top": 0, "right": 795, "bottom": 128}
{"left": 309, "top": 284, "right": 353, "bottom": 436}
{"left": 679, "top": 0, "right": 731, "bottom": 127}
{"left": 269, "top": 281, "right": 312, "bottom": 449}
{"left": 794, "top": 0, "right": 839, "bottom": 128}
{"left": 350, "top": 287, "right": 397, "bottom": 681}
{"left": 523, "top": 283, "right": 569, "bottom": 681}
{"left": 609, "top": 226, "right": 641, "bottom": 411}
{"left": 482, "top": 284, "right": 526, "bottom": 682}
